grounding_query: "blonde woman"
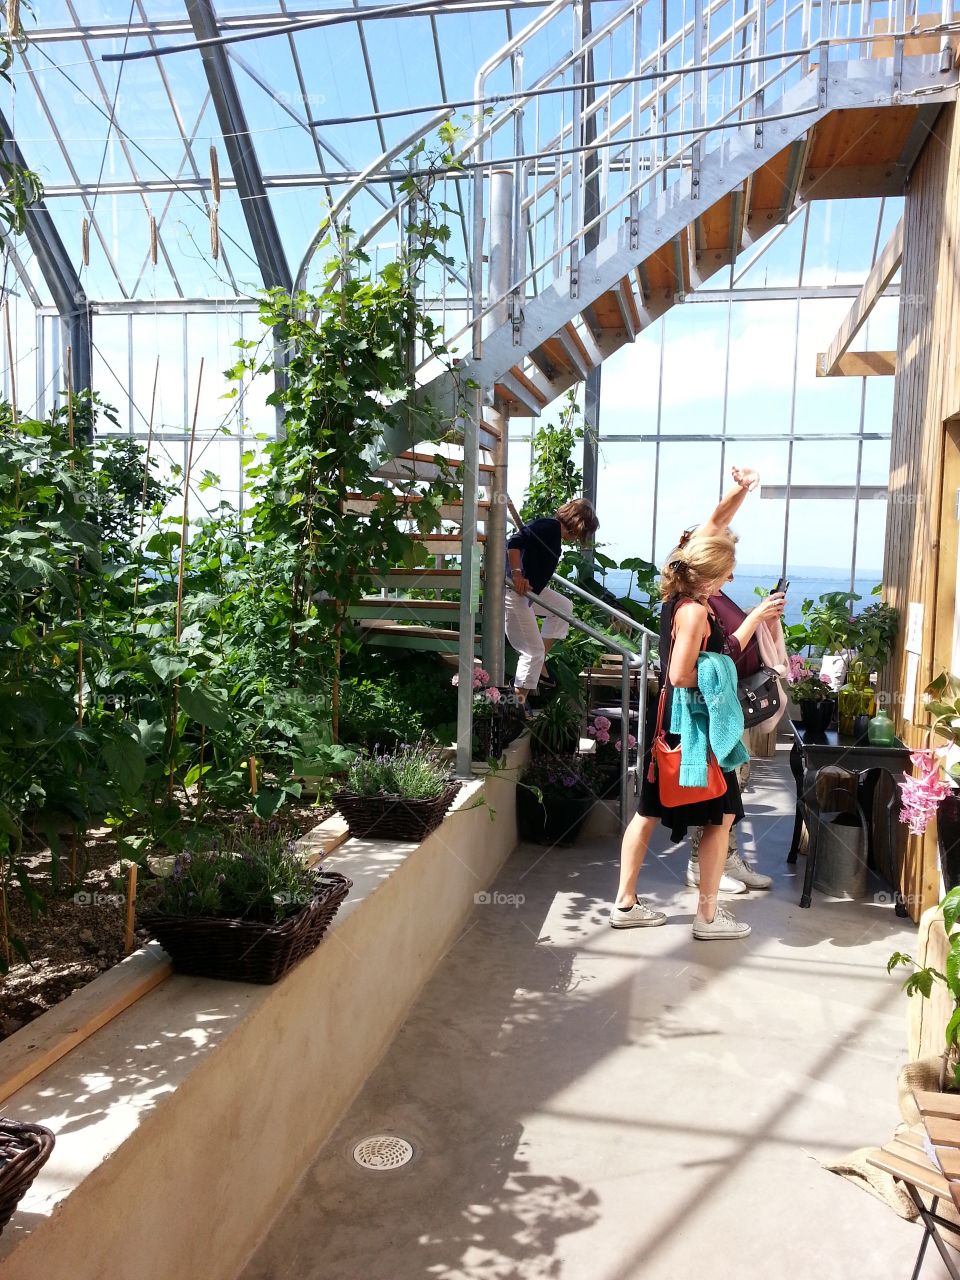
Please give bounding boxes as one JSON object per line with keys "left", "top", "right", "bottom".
{"left": 505, "top": 498, "right": 600, "bottom": 702}
{"left": 610, "top": 468, "right": 785, "bottom": 940}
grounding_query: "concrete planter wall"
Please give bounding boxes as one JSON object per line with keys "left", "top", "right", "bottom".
{"left": 0, "top": 735, "right": 528, "bottom": 1280}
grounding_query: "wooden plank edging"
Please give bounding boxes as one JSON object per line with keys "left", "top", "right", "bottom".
{"left": 0, "top": 814, "right": 351, "bottom": 1106}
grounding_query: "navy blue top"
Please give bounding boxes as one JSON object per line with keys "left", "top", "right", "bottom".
{"left": 506, "top": 517, "right": 562, "bottom": 594}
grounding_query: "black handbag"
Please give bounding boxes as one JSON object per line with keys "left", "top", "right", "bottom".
{"left": 737, "top": 666, "right": 782, "bottom": 727}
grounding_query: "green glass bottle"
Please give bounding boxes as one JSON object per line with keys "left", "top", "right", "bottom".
{"left": 867, "top": 709, "right": 895, "bottom": 746}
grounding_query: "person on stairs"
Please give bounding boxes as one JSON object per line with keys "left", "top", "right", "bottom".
{"left": 610, "top": 466, "right": 785, "bottom": 937}
{"left": 505, "top": 498, "right": 599, "bottom": 704}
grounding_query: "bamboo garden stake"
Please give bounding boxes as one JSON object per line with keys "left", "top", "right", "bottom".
{"left": 168, "top": 359, "right": 204, "bottom": 803}
{"left": 124, "top": 863, "right": 138, "bottom": 955}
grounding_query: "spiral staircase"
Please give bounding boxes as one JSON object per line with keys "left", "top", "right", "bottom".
{"left": 319, "top": 0, "right": 958, "bottom": 766}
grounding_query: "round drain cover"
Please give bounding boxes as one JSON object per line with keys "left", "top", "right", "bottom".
{"left": 352, "top": 1134, "right": 415, "bottom": 1170}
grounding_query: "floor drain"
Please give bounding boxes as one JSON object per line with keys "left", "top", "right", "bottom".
{"left": 352, "top": 1134, "right": 415, "bottom": 1171}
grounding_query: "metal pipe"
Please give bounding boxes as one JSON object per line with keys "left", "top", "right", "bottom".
{"left": 521, "top": 585, "right": 646, "bottom": 828}
{"left": 480, "top": 167, "right": 512, "bottom": 686}
{"left": 456, "top": 387, "right": 483, "bottom": 778}
{"left": 551, "top": 571, "right": 657, "bottom": 637}
{"left": 103, "top": 0, "right": 537, "bottom": 61}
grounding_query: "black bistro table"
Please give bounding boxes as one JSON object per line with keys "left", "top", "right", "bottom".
{"left": 787, "top": 721, "right": 912, "bottom": 911}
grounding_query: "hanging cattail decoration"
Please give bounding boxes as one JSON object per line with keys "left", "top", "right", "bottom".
{"left": 210, "top": 145, "right": 221, "bottom": 205}
{"left": 7, "top": 0, "right": 20, "bottom": 39}
{"left": 81, "top": 216, "right": 90, "bottom": 267}
{"left": 209, "top": 145, "right": 221, "bottom": 260}
{"left": 149, "top": 214, "right": 158, "bottom": 266}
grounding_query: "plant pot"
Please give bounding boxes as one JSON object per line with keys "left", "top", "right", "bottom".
{"left": 938, "top": 791, "right": 960, "bottom": 892}
{"left": 516, "top": 785, "right": 593, "bottom": 845}
{"left": 333, "top": 781, "right": 461, "bottom": 841}
{"left": 0, "top": 1121, "right": 56, "bottom": 1235}
{"left": 473, "top": 714, "right": 504, "bottom": 762}
{"left": 799, "top": 699, "right": 833, "bottom": 738}
{"left": 143, "top": 872, "right": 352, "bottom": 984}
{"left": 852, "top": 712, "right": 872, "bottom": 745}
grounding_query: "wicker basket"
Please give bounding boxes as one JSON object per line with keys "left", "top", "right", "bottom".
{"left": 333, "top": 781, "right": 461, "bottom": 841}
{"left": 0, "top": 1120, "right": 56, "bottom": 1235}
{"left": 142, "top": 871, "right": 352, "bottom": 985}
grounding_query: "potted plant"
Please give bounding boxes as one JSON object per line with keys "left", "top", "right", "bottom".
{"left": 585, "top": 712, "right": 637, "bottom": 797}
{"left": 139, "top": 831, "right": 352, "bottom": 984}
{"left": 528, "top": 694, "right": 584, "bottom": 760}
{"left": 785, "top": 656, "right": 835, "bottom": 736}
{"left": 333, "top": 743, "right": 461, "bottom": 841}
{"left": 516, "top": 758, "right": 596, "bottom": 845}
{"left": 915, "top": 672, "right": 960, "bottom": 890}
{"left": 889, "top": 885, "right": 960, "bottom": 1090}
{"left": 451, "top": 666, "right": 521, "bottom": 761}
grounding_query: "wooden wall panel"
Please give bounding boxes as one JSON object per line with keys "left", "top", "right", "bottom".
{"left": 883, "top": 103, "right": 960, "bottom": 919}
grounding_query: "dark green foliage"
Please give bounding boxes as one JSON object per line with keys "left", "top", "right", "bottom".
{"left": 520, "top": 392, "right": 583, "bottom": 521}
{"left": 889, "top": 885, "right": 960, "bottom": 1088}
{"left": 0, "top": 136, "right": 466, "bottom": 967}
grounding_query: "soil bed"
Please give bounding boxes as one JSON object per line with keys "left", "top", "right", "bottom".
{"left": 0, "top": 802, "right": 331, "bottom": 1042}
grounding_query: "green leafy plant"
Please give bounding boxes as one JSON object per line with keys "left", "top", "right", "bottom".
{"left": 528, "top": 694, "right": 584, "bottom": 759}
{"left": 520, "top": 391, "right": 583, "bottom": 521}
{"left": 0, "top": 127, "right": 468, "bottom": 969}
{"left": 889, "top": 885, "right": 960, "bottom": 1088}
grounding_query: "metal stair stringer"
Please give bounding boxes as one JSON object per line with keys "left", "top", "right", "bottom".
{"left": 419, "top": 58, "right": 955, "bottom": 418}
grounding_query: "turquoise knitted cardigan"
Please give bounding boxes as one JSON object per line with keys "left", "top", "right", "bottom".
{"left": 669, "top": 651, "right": 748, "bottom": 788}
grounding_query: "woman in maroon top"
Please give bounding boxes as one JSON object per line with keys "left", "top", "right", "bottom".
{"left": 609, "top": 466, "right": 786, "bottom": 939}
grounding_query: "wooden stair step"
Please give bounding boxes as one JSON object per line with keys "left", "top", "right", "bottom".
{"left": 348, "top": 598, "right": 462, "bottom": 622}
{"left": 367, "top": 568, "right": 468, "bottom": 590}
{"left": 358, "top": 619, "right": 480, "bottom": 654}
{"left": 417, "top": 533, "right": 487, "bottom": 554}
{"left": 374, "top": 451, "right": 495, "bottom": 487}
{"left": 343, "top": 492, "right": 491, "bottom": 523}
{"left": 691, "top": 188, "right": 745, "bottom": 284}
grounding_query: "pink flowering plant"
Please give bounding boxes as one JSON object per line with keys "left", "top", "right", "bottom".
{"left": 898, "top": 747, "right": 953, "bottom": 837}
{"left": 586, "top": 712, "right": 637, "bottom": 760}
{"left": 451, "top": 666, "right": 504, "bottom": 720}
{"left": 785, "top": 655, "right": 834, "bottom": 703}
{"left": 889, "top": 670, "right": 960, "bottom": 838}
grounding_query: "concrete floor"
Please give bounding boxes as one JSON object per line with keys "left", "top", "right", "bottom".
{"left": 241, "top": 744, "right": 949, "bottom": 1280}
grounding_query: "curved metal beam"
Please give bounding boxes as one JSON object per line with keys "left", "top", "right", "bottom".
{"left": 0, "top": 107, "right": 91, "bottom": 401}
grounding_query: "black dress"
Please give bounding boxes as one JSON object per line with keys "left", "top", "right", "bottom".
{"left": 637, "top": 595, "right": 745, "bottom": 842}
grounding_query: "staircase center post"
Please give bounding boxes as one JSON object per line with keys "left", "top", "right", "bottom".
{"left": 480, "top": 167, "right": 515, "bottom": 687}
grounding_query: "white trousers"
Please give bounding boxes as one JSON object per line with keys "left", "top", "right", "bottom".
{"left": 504, "top": 587, "right": 573, "bottom": 689}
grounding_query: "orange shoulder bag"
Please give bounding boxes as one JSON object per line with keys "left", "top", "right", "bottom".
{"left": 647, "top": 601, "right": 727, "bottom": 806}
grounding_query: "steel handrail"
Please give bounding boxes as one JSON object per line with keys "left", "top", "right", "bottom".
{"left": 520, "top": 584, "right": 649, "bottom": 831}
{"left": 550, "top": 571, "right": 658, "bottom": 641}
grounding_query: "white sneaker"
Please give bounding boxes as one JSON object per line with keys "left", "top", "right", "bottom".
{"left": 685, "top": 859, "right": 746, "bottom": 895}
{"left": 692, "top": 906, "right": 752, "bottom": 941}
{"left": 610, "top": 899, "right": 667, "bottom": 928}
{"left": 725, "top": 850, "right": 772, "bottom": 891}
